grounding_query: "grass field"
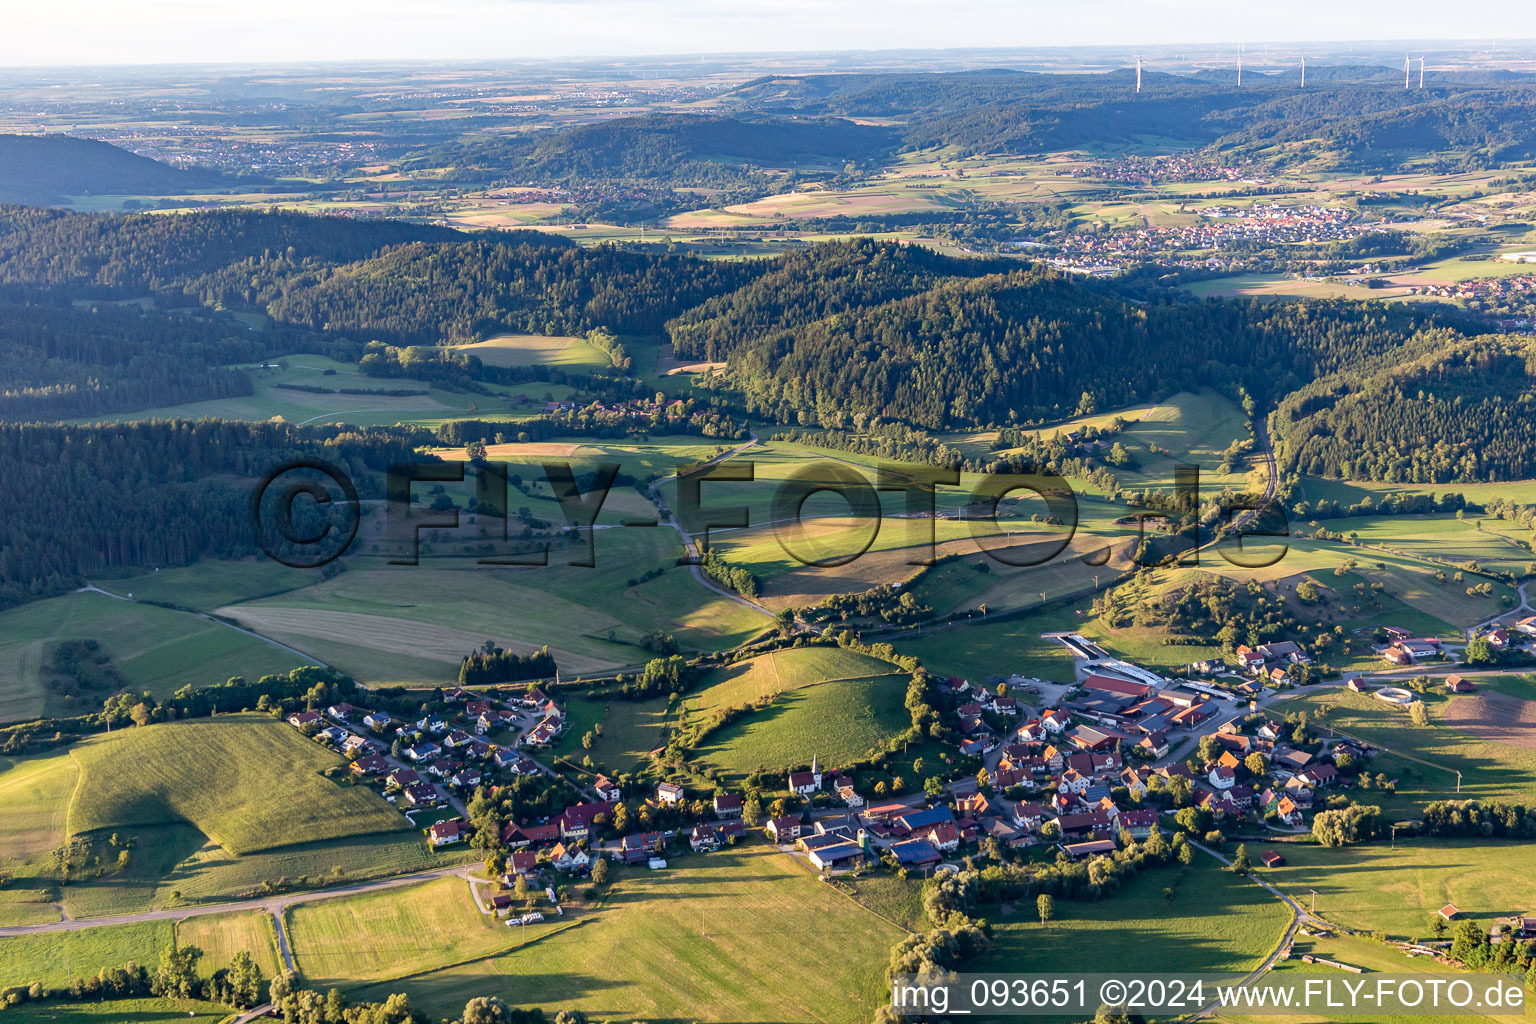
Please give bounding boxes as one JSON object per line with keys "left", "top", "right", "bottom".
{"left": 217, "top": 528, "right": 767, "bottom": 685}
{"left": 0, "top": 920, "right": 173, "bottom": 989}
{"left": 67, "top": 714, "right": 407, "bottom": 855}
{"left": 59, "top": 825, "right": 476, "bottom": 921}
{"left": 978, "top": 861, "right": 1292, "bottom": 974}
{"left": 73, "top": 353, "right": 568, "bottom": 428}
{"left": 684, "top": 646, "right": 904, "bottom": 720}
{"left": 450, "top": 333, "right": 613, "bottom": 370}
{"left": 1273, "top": 689, "right": 1536, "bottom": 810}
{"left": 105, "top": 560, "right": 315, "bottom": 613}
{"left": 346, "top": 846, "right": 901, "bottom": 1024}
{"left": 1219, "top": 932, "right": 1528, "bottom": 1024}
{"left": 0, "top": 998, "right": 235, "bottom": 1023}
{"left": 548, "top": 695, "right": 672, "bottom": 776}
{"left": 176, "top": 909, "right": 283, "bottom": 978}
{"left": 290, "top": 875, "right": 515, "bottom": 989}
{"left": 692, "top": 672, "right": 911, "bottom": 778}
{"left": 0, "top": 591, "right": 313, "bottom": 724}
{"left": 893, "top": 600, "right": 1090, "bottom": 683}
{"left": 1262, "top": 839, "right": 1536, "bottom": 940}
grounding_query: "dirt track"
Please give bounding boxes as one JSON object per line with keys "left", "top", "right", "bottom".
{"left": 1443, "top": 690, "right": 1536, "bottom": 749}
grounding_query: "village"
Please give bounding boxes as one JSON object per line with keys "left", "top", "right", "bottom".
{"left": 267, "top": 609, "right": 1529, "bottom": 932}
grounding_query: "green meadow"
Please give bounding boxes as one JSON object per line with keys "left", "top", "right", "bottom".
{"left": 67, "top": 714, "right": 407, "bottom": 855}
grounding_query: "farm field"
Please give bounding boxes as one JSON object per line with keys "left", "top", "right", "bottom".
{"left": 66, "top": 714, "right": 408, "bottom": 855}
{"left": 105, "top": 560, "right": 315, "bottom": 613}
{"left": 215, "top": 529, "right": 768, "bottom": 684}
{"left": 449, "top": 332, "right": 613, "bottom": 369}
{"left": 0, "top": 920, "right": 172, "bottom": 989}
{"left": 1262, "top": 839, "right": 1536, "bottom": 940}
{"left": 978, "top": 862, "right": 1292, "bottom": 974}
{"left": 175, "top": 909, "right": 284, "bottom": 978}
{"left": 1273, "top": 688, "right": 1536, "bottom": 810}
{"left": 59, "top": 825, "right": 477, "bottom": 920}
{"left": 289, "top": 875, "right": 515, "bottom": 989}
{"left": 348, "top": 846, "right": 900, "bottom": 1024}
{"left": 691, "top": 672, "right": 911, "bottom": 778}
{"left": 0, "top": 591, "right": 313, "bottom": 724}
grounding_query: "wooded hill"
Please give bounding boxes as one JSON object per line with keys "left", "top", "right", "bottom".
{"left": 723, "top": 69, "right": 1536, "bottom": 168}
{"left": 0, "top": 133, "right": 233, "bottom": 205}
{"left": 404, "top": 113, "right": 898, "bottom": 187}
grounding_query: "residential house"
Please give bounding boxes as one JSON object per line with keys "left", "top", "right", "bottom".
{"left": 404, "top": 742, "right": 440, "bottom": 763}
{"left": 1446, "top": 676, "right": 1476, "bottom": 694}
{"left": 557, "top": 801, "right": 616, "bottom": 841}
{"left": 1299, "top": 764, "right": 1340, "bottom": 788}
{"left": 656, "top": 782, "right": 685, "bottom": 807}
{"left": 765, "top": 816, "right": 802, "bottom": 843}
{"left": 621, "top": 832, "right": 666, "bottom": 865}
{"left": 593, "top": 774, "right": 622, "bottom": 801}
{"left": 926, "top": 822, "right": 962, "bottom": 853}
{"left": 403, "top": 783, "right": 440, "bottom": 807}
{"left": 385, "top": 767, "right": 420, "bottom": 788}
{"left": 428, "top": 820, "right": 466, "bottom": 846}
{"left": 1208, "top": 765, "right": 1236, "bottom": 790}
{"left": 350, "top": 754, "right": 388, "bottom": 776}
{"left": 326, "top": 703, "right": 361, "bottom": 723}
{"left": 713, "top": 793, "right": 744, "bottom": 819}
{"left": 1119, "top": 809, "right": 1159, "bottom": 839}
{"left": 549, "top": 843, "right": 589, "bottom": 872}
{"left": 362, "top": 711, "right": 392, "bottom": 731}
{"left": 287, "top": 710, "right": 321, "bottom": 729}
{"left": 689, "top": 823, "right": 722, "bottom": 852}
{"left": 832, "top": 774, "right": 865, "bottom": 808}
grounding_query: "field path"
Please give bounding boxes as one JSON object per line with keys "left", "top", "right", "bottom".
{"left": 648, "top": 433, "right": 775, "bottom": 621}
{"left": 76, "top": 583, "right": 328, "bottom": 666}
{"left": 0, "top": 863, "right": 473, "bottom": 940}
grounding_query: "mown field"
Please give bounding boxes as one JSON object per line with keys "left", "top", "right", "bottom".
{"left": 0, "top": 591, "right": 313, "bottom": 724}
{"left": 345, "top": 846, "right": 901, "bottom": 1024}
{"left": 978, "top": 861, "right": 1292, "bottom": 974}
{"left": 692, "top": 672, "right": 911, "bottom": 779}
{"left": 1219, "top": 932, "right": 1528, "bottom": 1024}
{"left": 892, "top": 600, "right": 1088, "bottom": 683}
{"left": 67, "top": 714, "right": 407, "bottom": 855}
{"left": 216, "top": 527, "right": 769, "bottom": 685}
{"left": 1263, "top": 839, "right": 1536, "bottom": 940}
{"left": 289, "top": 875, "right": 515, "bottom": 989}
{"left": 176, "top": 909, "right": 283, "bottom": 979}
{"left": 449, "top": 333, "right": 612, "bottom": 370}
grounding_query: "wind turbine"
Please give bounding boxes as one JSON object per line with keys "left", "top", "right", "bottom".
{"left": 1405, "top": 54, "right": 1411, "bottom": 89}
{"left": 1136, "top": 54, "right": 1142, "bottom": 94}
{"left": 1300, "top": 55, "right": 1306, "bottom": 88}
{"left": 1237, "top": 43, "right": 1243, "bottom": 86}
{"left": 1419, "top": 57, "right": 1426, "bottom": 89}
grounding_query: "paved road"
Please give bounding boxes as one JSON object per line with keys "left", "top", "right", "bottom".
{"left": 1184, "top": 838, "right": 1328, "bottom": 1021}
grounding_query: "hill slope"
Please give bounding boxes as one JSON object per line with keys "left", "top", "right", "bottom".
{"left": 0, "top": 134, "right": 230, "bottom": 204}
{"left": 66, "top": 713, "right": 408, "bottom": 854}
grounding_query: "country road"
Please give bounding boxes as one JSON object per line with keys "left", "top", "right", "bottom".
{"left": 0, "top": 863, "right": 474, "bottom": 945}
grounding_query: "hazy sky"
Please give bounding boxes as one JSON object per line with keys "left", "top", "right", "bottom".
{"left": 5, "top": 0, "right": 1535, "bottom": 67}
